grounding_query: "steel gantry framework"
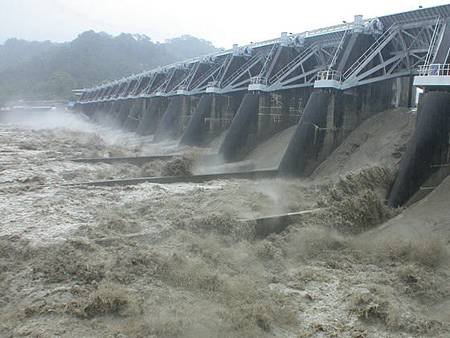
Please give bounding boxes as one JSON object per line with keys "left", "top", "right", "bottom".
{"left": 77, "top": 4, "right": 450, "bottom": 105}
{"left": 317, "top": 11, "right": 450, "bottom": 89}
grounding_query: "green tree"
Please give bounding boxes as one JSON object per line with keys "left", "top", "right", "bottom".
{"left": 0, "top": 31, "right": 218, "bottom": 101}
{"left": 46, "top": 71, "right": 76, "bottom": 99}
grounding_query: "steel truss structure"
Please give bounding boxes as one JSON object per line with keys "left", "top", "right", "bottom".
{"left": 339, "top": 17, "right": 449, "bottom": 89}
{"left": 78, "top": 4, "right": 450, "bottom": 105}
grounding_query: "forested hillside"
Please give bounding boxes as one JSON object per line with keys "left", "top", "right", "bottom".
{"left": 0, "top": 31, "right": 218, "bottom": 104}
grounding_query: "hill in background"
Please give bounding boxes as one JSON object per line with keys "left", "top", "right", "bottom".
{"left": 0, "top": 31, "right": 218, "bottom": 104}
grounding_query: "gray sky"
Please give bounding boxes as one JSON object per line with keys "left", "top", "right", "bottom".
{"left": 0, "top": 0, "right": 449, "bottom": 48}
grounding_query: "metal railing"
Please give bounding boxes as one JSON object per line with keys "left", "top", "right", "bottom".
{"left": 250, "top": 76, "right": 268, "bottom": 85}
{"left": 221, "top": 54, "right": 262, "bottom": 88}
{"left": 189, "top": 63, "right": 220, "bottom": 89}
{"left": 316, "top": 70, "right": 343, "bottom": 82}
{"left": 417, "top": 64, "right": 450, "bottom": 76}
{"left": 343, "top": 24, "right": 398, "bottom": 79}
{"left": 78, "top": 6, "right": 449, "bottom": 95}
{"left": 268, "top": 43, "right": 317, "bottom": 85}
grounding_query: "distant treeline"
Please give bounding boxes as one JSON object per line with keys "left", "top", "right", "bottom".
{"left": 0, "top": 31, "right": 218, "bottom": 105}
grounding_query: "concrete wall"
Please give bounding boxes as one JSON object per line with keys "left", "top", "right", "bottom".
{"left": 256, "top": 89, "right": 312, "bottom": 142}
{"left": 279, "top": 76, "right": 414, "bottom": 175}
{"left": 315, "top": 77, "right": 413, "bottom": 172}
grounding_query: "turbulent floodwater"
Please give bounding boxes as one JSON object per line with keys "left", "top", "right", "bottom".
{"left": 0, "top": 110, "right": 449, "bottom": 337}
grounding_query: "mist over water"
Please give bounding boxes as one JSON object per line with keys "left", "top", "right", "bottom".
{"left": 0, "top": 108, "right": 94, "bottom": 131}
{"left": 0, "top": 106, "right": 449, "bottom": 337}
{"left": 0, "top": 108, "right": 189, "bottom": 157}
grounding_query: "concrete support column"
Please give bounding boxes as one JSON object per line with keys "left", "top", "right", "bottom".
{"left": 407, "top": 75, "right": 416, "bottom": 108}
{"left": 256, "top": 92, "right": 296, "bottom": 142}
{"left": 388, "top": 91, "right": 450, "bottom": 207}
{"left": 317, "top": 92, "right": 344, "bottom": 163}
{"left": 109, "top": 102, "right": 121, "bottom": 123}
{"left": 80, "top": 103, "right": 90, "bottom": 116}
{"left": 180, "top": 95, "right": 193, "bottom": 131}
{"left": 116, "top": 100, "right": 132, "bottom": 127}
{"left": 279, "top": 90, "right": 332, "bottom": 176}
{"left": 123, "top": 99, "right": 144, "bottom": 131}
{"left": 208, "top": 94, "right": 220, "bottom": 130}
{"left": 280, "top": 92, "right": 293, "bottom": 130}
{"left": 256, "top": 93, "right": 274, "bottom": 142}
{"left": 104, "top": 102, "right": 114, "bottom": 121}
{"left": 91, "top": 102, "right": 104, "bottom": 122}
{"left": 91, "top": 103, "right": 99, "bottom": 117}
{"left": 207, "top": 93, "right": 243, "bottom": 136}
{"left": 392, "top": 77, "right": 411, "bottom": 108}
{"left": 153, "top": 95, "right": 186, "bottom": 142}
{"left": 91, "top": 102, "right": 102, "bottom": 120}
{"left": 226, "top": 94, "right": 244, "bottom": 122}
{"left": 136, "top": 97, "right": 167, "bottom": 136}
{"left": 341, "top": 93, "right": 359, "bottom": 136}
{"left": 82, "top": 103, "right": 91, "bottom": 116}
{"left": 219, "top": 92, "right": 260, "bottom": 161}
{"left": 179, "top": 94, "right": 213, "bottom": 146}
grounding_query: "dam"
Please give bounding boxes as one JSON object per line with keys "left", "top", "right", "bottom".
{"left": 74, "top": 4, "right": 450, "bottom": 207}
{"left": 2, "top": 3, "right": 450, "bottom": 338}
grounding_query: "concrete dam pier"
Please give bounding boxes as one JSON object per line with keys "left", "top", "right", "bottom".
{"left": 75, "top": 4, "right": 450, "bottom": 207}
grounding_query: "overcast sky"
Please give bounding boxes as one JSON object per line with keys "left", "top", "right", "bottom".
{"left": 0, "top": 0, "right": 449, "bottom": 48}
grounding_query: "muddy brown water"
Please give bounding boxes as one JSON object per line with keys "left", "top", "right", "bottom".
{"left": 0, "top": 110, "right": 448, "bottom": 337}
